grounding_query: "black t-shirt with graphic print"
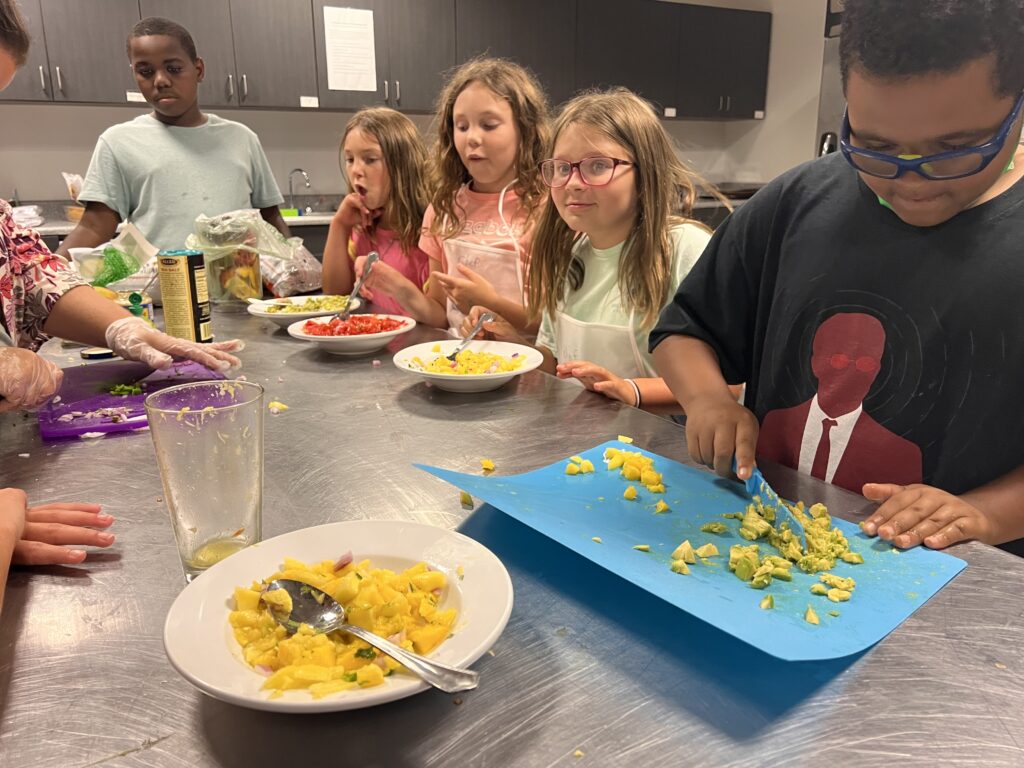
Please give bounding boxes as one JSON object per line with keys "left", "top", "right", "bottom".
{"left": 651, "top": 152, "right": 1024, "bottom": 497}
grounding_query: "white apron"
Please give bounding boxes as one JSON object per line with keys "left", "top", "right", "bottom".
{"left": 555, "top": 308, "right": 653, "bottom": 380}
{"left": 441, "top": 181, "right": 524, "bottom": 334}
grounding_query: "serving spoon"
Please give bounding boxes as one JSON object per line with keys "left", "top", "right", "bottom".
{"left": 263, "top": 578, "right": 479, "bottom": 693}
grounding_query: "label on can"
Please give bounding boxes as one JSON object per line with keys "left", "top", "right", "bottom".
{"left": 157, "top": 249, "right": 213, "bottom": 343}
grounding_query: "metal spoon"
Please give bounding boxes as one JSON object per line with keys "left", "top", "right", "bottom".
{"left": 334, "top": 251, "right": 379, "bottom": 322}
{"left": 263, "top": 578, "right": 479, "bottom": 693}
{"left": 447, "top": 312, "right": 494, "bottom": 362}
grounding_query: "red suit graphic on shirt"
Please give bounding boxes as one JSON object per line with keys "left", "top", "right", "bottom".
{"left": 758, "top": 312, "right": 922, "bottom": 492}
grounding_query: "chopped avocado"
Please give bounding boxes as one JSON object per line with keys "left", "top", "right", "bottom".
{"left": 810, "top": 583, "right": 828, "bottom": 596}
{"left": 670, "top": 559, "right": 691, "bottom": 575}
{"left": 759, "top": 594, "right": 775, "bottom": 610}
{"left": 694, "top": 542, "right": 719, "bottom": 558}
{"left": 700, "top": 522, "right": 728, "bottom": 534}
{"left": 805, "top": 605, "right": 820, "bottom": 625}
{"left": 632, "top": 544, "right": 650, "bottom": 552}
{"left": 671, "top": 540, "right": 697, "bottom": 564}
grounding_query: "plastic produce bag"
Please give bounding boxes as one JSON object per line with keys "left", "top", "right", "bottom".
{"left": 187, "top": 209, "right": 321, "bottom": 300}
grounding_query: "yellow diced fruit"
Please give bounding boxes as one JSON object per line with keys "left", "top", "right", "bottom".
{"left": 409, "top": 623, "right": 450, "bottom": 654}
{"left": 261, "top": 588, "right": 293, "bottom": 614}
{"left": 632, "top": 544, "right": 650, "bottom": 552}
{"left": 617, "top": 435, "right": 634, "bottom": 444}
{"left": 579, "top": 459, "right": 595, "bottom": 473}
{"left": 591, "top": 536, "right": 603, "bottom": 544}
{"left": 841, "top": 552, "right": 865, "bottom": 564}
{"left": 234, "top": 587, "right": 261, "bottom": 612}
{"left": 565, "top": 463, "right": 581, "bottom": 476}
{"left": 694, "top": 543, "right": 719, "bottom": 558}
{"left": 623, "top": 485, "right": 638, "bottom": 501}
{"left": 459, "top": 491, "right": 473, "bottom": 508}
{"left": 411, "top": 571, "right": 446, "bottom": 592}
{"left": 570, "top": 455, "right": 584, "bottom": 464}
{"left": 431, "top": 343, "right": 441, "bottom": 352}
{"left": 480, "top": 459, "right": 495, "bottom": 472}
{"left": 760, "top": 594, "right": 775, "bottom": 610}
{"left": 355, "top": 664, "right": 386, "bottom": 687}
{"left": 654, "top": 500, "right": 670, "bottom": 514}
{"left": 646, "top": 483, "right": 666, "bottom": 494}
{"left": 671, "top": 540, "right": 696, "bottom": 564}
{"left": 670, "top": 559, "right": 690, "bottom": 575}
{"left": 607, "top": 454, "right": 625, "bottom": 471}
{"left": 640, "top": 470, "right": 661, "bottom": 486}
{"left": 622, "top": 465, "right": 642, "bottom": 482}
{"left": 805, "top": 605, "right": 820, "bottom": 625}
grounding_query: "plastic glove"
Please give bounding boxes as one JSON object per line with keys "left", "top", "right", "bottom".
{"left": 0, "top": 348, "right": 63, "bottom": 412}
{"left": 104, "top": 316, "right": 243, "bottom": 372}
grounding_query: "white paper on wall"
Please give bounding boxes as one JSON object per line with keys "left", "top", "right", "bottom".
{"left": 324, "top": 6, "right": 377, "bottom": 92}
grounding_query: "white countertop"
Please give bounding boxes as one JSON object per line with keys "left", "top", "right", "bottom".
{"left": 35, "top": 213, "right": 334, "bottom": 238}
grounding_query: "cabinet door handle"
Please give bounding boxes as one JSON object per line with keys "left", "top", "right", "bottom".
{"left": 395, "top": 80, "right": 400, "bottom": 103}
{"left": 227, "top": 73, "right": 234, "bottom": 99}
{"left": 38, "top": 65, "right": 46, "bottom": 93}
{"left": 55, "top": 65, "right": 63, "bottom": 93}
{"left": 241, "top": 73, "right": 248, "bottom": 100}
{"left": 384, "top": 79, "right": 388, "bottom": 101}
{"left": 718, "top": 95, "right": 724, "bottom": 111}
{"left": 726, "top": 95, "right": 731, "bottom": 112}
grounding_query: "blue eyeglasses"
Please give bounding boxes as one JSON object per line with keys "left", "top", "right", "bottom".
{"left": 840, "top": 90, "right": 1024, "bottom": 180}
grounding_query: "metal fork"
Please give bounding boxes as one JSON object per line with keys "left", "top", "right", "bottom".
{"left": 334, "top": 251, "right": 379, "bottom": 322}
{"left": 447, "top": 312, "right": 493, "bottom": 361}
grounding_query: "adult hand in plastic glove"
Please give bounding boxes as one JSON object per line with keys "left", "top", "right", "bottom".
{"left": 0, "top": 348, "right": 63, "bottom": 412}
{"left": 104, "top": 317, "right": 242, "bottom": 372}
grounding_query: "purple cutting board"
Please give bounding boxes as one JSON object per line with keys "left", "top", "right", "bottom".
{"left": 37, "top": 360, "right": 225, "bottom": 439}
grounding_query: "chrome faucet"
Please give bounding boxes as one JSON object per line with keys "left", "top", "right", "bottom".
{"left": 288, "top": 168, "right": 311, "bottom": 211}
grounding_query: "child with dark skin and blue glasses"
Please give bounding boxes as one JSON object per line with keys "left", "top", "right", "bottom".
{"left": 651, "top": 0, "right": 1024, "bottom": 555}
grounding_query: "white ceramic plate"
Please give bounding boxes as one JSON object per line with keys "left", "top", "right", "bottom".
{"left": 163, "top": 520, "right": 513, "bottom": 713}
{"left": 247, "top": 295, "right": 362, "bottom": 328}
{"left": 286, "top": 314, "right": 416, "bottom": 355}
{"left": 394, "top": 339, "right": 544, "bottom": 393}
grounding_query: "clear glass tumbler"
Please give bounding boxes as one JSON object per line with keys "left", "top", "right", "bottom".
{"left": 145, "top": 380, "right": 264, "bottom": 582}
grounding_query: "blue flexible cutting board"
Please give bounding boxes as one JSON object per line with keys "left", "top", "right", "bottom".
{"left": 417, "top": 439, "right": 966, "bottom": 661}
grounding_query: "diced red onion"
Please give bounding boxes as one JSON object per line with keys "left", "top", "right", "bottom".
{"left": 333, "top": 551, "right": 354, "bottom": 571}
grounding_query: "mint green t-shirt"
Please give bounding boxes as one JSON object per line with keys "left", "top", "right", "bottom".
{"left": 536, "top": 222, "right": 711, "bottom": 375}
{"left": 79, "top": 114, "right": 284, "bottom": 250}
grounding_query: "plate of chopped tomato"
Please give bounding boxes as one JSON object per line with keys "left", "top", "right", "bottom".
{"left": 287, "top": 314, "right": 416, "bottom": 355}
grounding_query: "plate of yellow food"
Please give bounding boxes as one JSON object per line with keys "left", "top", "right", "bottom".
{"left": 393, "top": 340, "right": 544, "bottom": 393}
{"left": 247, "top": 294, "right": 362, "bottom": 328}
{"left": 163, "top": 519, "right": 513, "bottom": 712}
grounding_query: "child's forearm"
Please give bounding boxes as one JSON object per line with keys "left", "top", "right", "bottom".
{"left": 652, "top": 335, "right": 734, "bottom": 409}
{"left": 395, "top": 281, "right": 447, "bottom": 328}
{"left": 321, "top": 220, "right": 355, "bottom": 295}
{"left": 485, "top": 296, "right": 531, "bottom": 333}
{"left": 962, "top": 465, "right": 1024, "bottom": 544}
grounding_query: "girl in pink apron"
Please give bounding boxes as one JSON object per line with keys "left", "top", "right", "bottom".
{"left": 463, "top": 88, "right": 733, "bottom": 413}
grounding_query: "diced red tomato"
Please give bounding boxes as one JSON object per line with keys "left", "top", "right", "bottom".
{"left": 303, "top": 315, "right": 405, "bottom": 336}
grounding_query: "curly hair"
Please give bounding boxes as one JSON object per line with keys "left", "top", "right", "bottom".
{"left": 528, "top": 88, "right": 726, "bottom": 331}
{"left": 427, "top": 57, "right": 550, "bottom": 239}
{"left": 0, "top": 0, "right": 31, "bottom": 66}
{"left": 840, "top": 0, "right": 1024, "bottom": 96}
{"left": 341, "top": 107, "right": 429, "bottom": 255}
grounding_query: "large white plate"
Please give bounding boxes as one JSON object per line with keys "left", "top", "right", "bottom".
{"left": 287, "top": 314, "right": 416, "bottom": 356}
{"left": 393, "top": 340, "right": 544, "bottom": 393}
{"left": 163, "top": 520, "right": 513, "bottom": 713}
{"left": 247, "top": 294, "right": 362, "bottom": 328}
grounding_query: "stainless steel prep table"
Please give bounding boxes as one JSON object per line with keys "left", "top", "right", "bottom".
{"left": 1, "top": 309, "right": 1022, "bottom": 768}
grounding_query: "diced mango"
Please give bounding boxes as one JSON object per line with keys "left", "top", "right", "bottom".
{"left": 623, "top": 485, "right": 638, "bottom": 501}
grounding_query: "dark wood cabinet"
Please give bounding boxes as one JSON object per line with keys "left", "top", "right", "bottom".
{"left": 139, "top": 0, "right": 240, "bottom": 108}
{"left": 677, "top": 4, "right": 771, "bottom": 119}
{"left": 0, "top": 0, "right": 50, "bottom": 102}
{"left": 312, "top": 0, "right": 454, "bottom": 113}
{"left": 575, "top": 0, "right": 678, "bottom": 113}
{"left": 455, "top": 0, "right": 576, "bottom": 107}
{"left": 230, "top": 0, "right": 318, "bottom": 109}
{"left": 36, "top": 0, "right": 141, "bottom": 104}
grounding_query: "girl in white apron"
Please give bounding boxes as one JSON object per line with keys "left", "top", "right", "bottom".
{"left": 415, "top": 58, "right": 551, "bottom": 336}
{"left": 465, "top": 88, "right": 730, "bottom": 414}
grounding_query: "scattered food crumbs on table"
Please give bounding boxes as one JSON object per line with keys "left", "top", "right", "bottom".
{"left": 632, "top": 544, "right": 650, "bottom": 552}
{"left": 372, "top": 359, "right": 381, "bottom": 367}
{"left": 591, "top": 536, "right": 602, "bottom": 544}
{"left": 574, "top": 750, "right": 585, "bottom": 758}
{"left": 480, "top": 459, "right": 495, "bottom": 472}
{"left": 459, "top": 491, "right": 473, "bottom": 509}
{"left": 18, "top": 453, "right": 29, "bottom": 458}
{"left": 617, "top": 434, "right": 633, "bottom": 443}
{"left": 268, "top": 401, "right": 289, "bottom": 414}
{"left": 996, "top": 662, "right": 1008, "bottom": 670}
{"left": 453, "top": 697, "right": 463, "bottom": 706}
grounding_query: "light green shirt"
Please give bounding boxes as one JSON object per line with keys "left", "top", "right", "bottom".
{"left": 79, "top": 114, "right": 284, "bottom": 251}
{"left": 536, "top": 222, "right": 711, "bottom": 373}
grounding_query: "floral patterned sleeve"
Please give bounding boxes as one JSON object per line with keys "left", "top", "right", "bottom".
{"left": 0, "top": 200, "right": 86, "bottom": 351}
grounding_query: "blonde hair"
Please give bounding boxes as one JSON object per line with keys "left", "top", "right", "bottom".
{"left": 528, "top": 88, "right": 728, "bottom": 330}
{"left": 428, "top": 57, "right": 550, "bottom": 239}
{"left": 341, "top": 107, "right": 429, "bottom": 253}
